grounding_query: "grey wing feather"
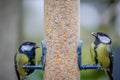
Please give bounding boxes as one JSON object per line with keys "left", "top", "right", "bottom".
{"left": 106, "top": 47, "right": 114, "bottom": 80}
{"left": 108, "top": 47, "right": 113, "bottom": 73}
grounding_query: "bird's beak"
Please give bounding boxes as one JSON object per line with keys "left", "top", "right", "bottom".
{"left": 91, "top": 32, "right": 97, "bottom": 37}
{"left": 34, "top": 45, "right": 40, "bottom": 48}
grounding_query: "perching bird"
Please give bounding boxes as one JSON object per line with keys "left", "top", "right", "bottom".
{"left": 90, "top": 32, "right": 114, "bottom": 80}
{"left": 14, "top": 41, "right": 39, "bottom": 80}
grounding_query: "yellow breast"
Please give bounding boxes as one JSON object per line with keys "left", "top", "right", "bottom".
{"left": 16, "top": 54, "right": 29, "bottom": 76}
{"left": 96, "top": 43, "right": 110, "bottom": 68}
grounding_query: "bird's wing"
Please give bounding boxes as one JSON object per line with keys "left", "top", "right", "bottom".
{"left": 105, "top": 46, "right": 114, "bottom": 80}
{"left": 108, "top": 46, "right": 114, "bottom": 73}
{"left": 14, "top": 51, "right": 20, "bottom": 80}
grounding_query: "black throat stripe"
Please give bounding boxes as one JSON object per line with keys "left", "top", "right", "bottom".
{"left": 94, "top": 45, "right": 98, "bottom": 64}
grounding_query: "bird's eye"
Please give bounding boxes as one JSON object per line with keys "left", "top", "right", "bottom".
{"left": 98, "top": 35, "right": 111, "bottom": 44}
{"left": 21, "top": 45, "right": 33, "bottom": 52}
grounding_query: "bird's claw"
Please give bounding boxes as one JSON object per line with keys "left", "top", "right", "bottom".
{"left": 96, "top": 64, "right": 102, "bottom": 69}
{"left": 80, "top": 64, "right": 102, "bottom": 70}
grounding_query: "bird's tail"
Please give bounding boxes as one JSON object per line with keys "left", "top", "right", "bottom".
{"left": 105, "top": 70, "right": 114, "bottom": 80}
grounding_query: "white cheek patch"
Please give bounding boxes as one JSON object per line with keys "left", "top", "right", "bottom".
{"left": 21, "top": 45, "right": 33, "bottom": 52}
{"left": 98, "top": 35, "right": 110, "bottom": 44}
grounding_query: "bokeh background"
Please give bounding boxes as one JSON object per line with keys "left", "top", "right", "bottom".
{"left": 0, "top": 0, "right": 120, "bottom": 80}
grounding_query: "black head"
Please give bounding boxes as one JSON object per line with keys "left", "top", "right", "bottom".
{"left": 18, "top": 41, "right": 39, "bottom": 59}
{"left": 91, "top": 32, "right": 112, "bottom": 45}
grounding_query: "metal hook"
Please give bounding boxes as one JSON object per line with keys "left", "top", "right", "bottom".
{"left": 77, "top": 40, "right": 101, "bottom": 70}
{"left": 40, "top": 40, "right": 47, "bottom": 70}
{"left": 77, "top": 40, "right": 83, "bottom": 70}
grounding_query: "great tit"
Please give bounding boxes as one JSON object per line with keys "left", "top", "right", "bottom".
{"left": 14, "top": 41, "right": 39, "bottom": 80}
{"left": 90, "top": 32, "right": 114, "bottom": 80}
